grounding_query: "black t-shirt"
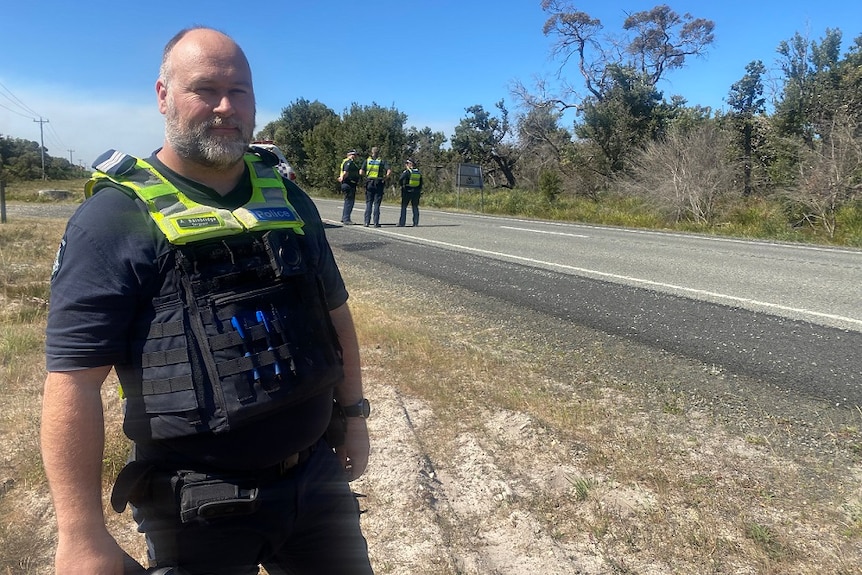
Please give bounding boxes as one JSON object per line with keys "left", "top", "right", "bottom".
{"left": 45, "top": 152, "right": 348, "bottom": 469}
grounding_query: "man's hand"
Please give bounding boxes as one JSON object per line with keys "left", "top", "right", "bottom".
{"left": 54, "top": 525, "right": 126, "bottom": 575}
{"left": 335, "top": 417, "right": 370, "bottom": 481}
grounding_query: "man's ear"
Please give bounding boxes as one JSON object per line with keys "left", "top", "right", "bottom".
{"left": 156, "top": 79, "right": 168, "bottom": 114}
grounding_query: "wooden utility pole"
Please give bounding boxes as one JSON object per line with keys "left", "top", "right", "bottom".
{"left": 34, "top": 117, "right": 49, "bottom": 179}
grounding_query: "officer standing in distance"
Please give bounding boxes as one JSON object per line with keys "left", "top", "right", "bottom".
{"left": 40, "top": 27, "right": 373, "bottom": 575}
{"left": 360, "top": 146, "right": 390, "bottom": 227}
{"left": 337, "top": 149, "right": 361, "bottom": 224}
{"left": 397, "top": 158, "right": 423, "bottom": 227}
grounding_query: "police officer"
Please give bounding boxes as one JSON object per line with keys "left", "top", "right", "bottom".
{"left": 360, "top": 146, "right": 390, "bottom": 227}
{"left": 397, "top": 159, "right": 423, "bottom": 227}
{"left": 40, "top": 27, "right": 373, "bottom": 575}
{"left": 338, "top": 149, "right": 361, "bottom": 224}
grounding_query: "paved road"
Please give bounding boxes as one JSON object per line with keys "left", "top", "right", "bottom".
{"left": 316, "top": 198, "right": 861, "bottom": 332}
{"left": 314, "top": 198, "right": 862, "bottom": 407}
{"left": 8, "top": 198, "right": 861, "bottom": 405}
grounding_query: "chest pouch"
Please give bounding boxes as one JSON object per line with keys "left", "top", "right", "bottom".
{"left": 128, "top": 230, "right": 343, "bottom": 440}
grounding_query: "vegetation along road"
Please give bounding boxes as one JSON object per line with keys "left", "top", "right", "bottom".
{"left": 313, "top": 199, "right": 862, "bottom": 408}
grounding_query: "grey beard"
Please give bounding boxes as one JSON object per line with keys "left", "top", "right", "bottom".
{"left": 165, "top": 117, "right": 253, "bottom": 170}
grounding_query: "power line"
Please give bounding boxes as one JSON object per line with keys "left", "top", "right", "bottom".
{"left": 0, "top": 100, "right": 35, "bottom": 119}
{"left": 47, "top": 121, "right": 66, "bottom": 150}
{"left": 0, "top": 80, "right": 72, "bottom": 170}
{"left": 0, "top": 80, "right": 40, "bottom": 118}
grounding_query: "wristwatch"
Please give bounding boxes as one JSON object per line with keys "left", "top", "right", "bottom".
{"left": 341, "top": 398, "right": 371, "bottom": 418}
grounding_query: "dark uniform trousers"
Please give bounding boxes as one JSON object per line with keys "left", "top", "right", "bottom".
{"left": 341, "top": 183, "right": 358, "bottom": 223}
{"left": 363, "top": 180, "right": 385, "bottom": 226}
{"left": 398, "top": 189, "right": 420, "bottom": 227}
{"left": 131, "top": 439, "right": 373, "bottom": 575}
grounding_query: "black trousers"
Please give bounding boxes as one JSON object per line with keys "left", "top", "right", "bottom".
{"left": 130, "top": 441, "right": 373, "bottom": 575}
{"left": 398, "top": 190, "right": 420, "bottom": 226}
{"left": 364, "top": 181, "right": 385, "bottom": 225}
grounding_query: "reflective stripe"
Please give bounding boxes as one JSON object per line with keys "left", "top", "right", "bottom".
{"left": 408, "top": 169, "right": 422, "bottom": 188}
{"left": 365, "top": 158, "right": 382, "bottom": 179}
{"left": 86, "top": 153, "right": 305, "bottom": 244}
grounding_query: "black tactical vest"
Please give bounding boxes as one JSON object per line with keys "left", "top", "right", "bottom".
{"left": 89, "top": 151, "right": 344, "bottom": 441}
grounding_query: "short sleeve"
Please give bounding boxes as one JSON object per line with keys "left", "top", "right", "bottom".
{"left": 45, "top": 188, "right": 161, "bottom": 371}
{"left": 285, "top": 181, "right": 349, "bottom": 309}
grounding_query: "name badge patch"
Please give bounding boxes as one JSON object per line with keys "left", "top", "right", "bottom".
{"left": 176, "top": 216, "right": 220, "bottom": 229}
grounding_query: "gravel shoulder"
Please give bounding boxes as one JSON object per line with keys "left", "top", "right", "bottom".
{"left": 336, "top": 249, "right": 862, "bottom": 575}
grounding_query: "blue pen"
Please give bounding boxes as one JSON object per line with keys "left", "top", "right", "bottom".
{"left": 231, "top": 316, "right": 260, "bottom": 381}
{"left": 256, "top": 310, "right": 281, "bottom": 377}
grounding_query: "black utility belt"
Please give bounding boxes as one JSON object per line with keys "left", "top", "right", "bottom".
{"left": 192, "top": 443, "right": 316, "bottom": 484}
{"left": 111, "top": 445, "right": 317, "bottom": 521}
{"left": 177, "top": 446, "right": 315, "bottom": 522}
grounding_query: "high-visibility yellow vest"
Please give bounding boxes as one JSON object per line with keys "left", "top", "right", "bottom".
{"left": 407, "top": 168, "right": 422, "bottom": 188}
{"left": 365, "top": 158, "right": 382, "bottom": 179}
{"left": 85, "top": 150, "right": 304, "bottom": 245}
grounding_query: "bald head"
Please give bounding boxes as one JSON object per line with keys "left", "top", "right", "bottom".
{"left": 159, "top": 27, "right": 251, "bottom": 88}
{"left": 155, "top": 27, "right": 257, "bottom": 179}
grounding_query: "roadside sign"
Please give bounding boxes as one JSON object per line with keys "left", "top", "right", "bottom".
{"left": 456, "top": 163, "right": 484, "bottom": 189}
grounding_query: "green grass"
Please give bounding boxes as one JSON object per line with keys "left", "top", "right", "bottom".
{"left": 8, "top": 178, "right": 861, "bottom": 247}
{"left": 313, "top": 184, "right": 862, "bottom": 248}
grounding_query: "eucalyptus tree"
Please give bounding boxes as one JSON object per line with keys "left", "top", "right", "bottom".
{"left": 537, "top": 1, "right": 715, "bottom": 179}
{"left": 301, "top": 115, "right": 343, "bottom": 191}
{"left": 451, "top": 101, "right": 518, "bottom": 188}
{"left": 515, "top": 104, "right": 572, "bottom": 189}
{"left": 574, "top": 64, "right": 669, "bottom": 177}
{"left": 773, "top": 29, "right": 843, "bottom": 146}
{"left": 256, "top": 98, "right": 337, "bottom": 182}
{"left": 727, "top": 60, "right": 767, "bottom": 196}
{"left": 339, "top": 102, "right": 408, "bottom": 167}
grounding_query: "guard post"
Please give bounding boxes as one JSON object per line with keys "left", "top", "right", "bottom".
{"left": 0, "top": 180, "right": 6, "bottom": 224}
{"left": 456, "top": 163, "right": 484, "bottom": 212}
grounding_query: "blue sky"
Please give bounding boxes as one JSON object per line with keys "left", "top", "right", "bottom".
{"left": 1, "top": 0, "right": 859, "bottom": 167}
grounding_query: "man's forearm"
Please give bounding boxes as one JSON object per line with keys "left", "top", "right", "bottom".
{"left": 41, "top": 367, "right": 112, "bottom": 533}
{"left": 328, "top": 303, "right": 370, "bottom": 479}
{"left": 329, "top": 303, "right": 363, "bottom": 404}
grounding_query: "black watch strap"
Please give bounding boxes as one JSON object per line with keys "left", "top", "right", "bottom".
{"left": 341, "top": 398, "right": 371, "bottom": 418}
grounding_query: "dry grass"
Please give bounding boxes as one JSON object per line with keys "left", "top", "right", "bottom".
{"left": 339, "top": 258, "right": 862, "bottom": 575}
{"left": 0, "top": 217, "right": 66, "bottom": 574}
{"left": 2, "top": 214, "right": 861, "bottom": 574}
{"left": 0, "top": 179, "right": 87, "bottom": 202}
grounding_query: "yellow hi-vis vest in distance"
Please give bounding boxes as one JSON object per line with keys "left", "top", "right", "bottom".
{"left": 407, "top": 169, "right": 422, "bottom": 188}
{"left": 85, "top": 150, "right": 305, "bottom": 245}
{"left": 365, "top": 158, "right": 382, "bottom": 179}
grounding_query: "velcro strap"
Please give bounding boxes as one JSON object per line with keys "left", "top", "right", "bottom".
{"left": 209, "top": 324, "right": 267, "bottom": 352}
{"left": 142, "top": 347, "right": 189, "bottom": 368}
{"left": 209, "top": 330, "right": 245, "bottom": 352}
{"left": 215, "top": 344, "right": 295, "bottom": 378}
{"left": 142, "top": 375, "right": 194, "bottom": 395}
{"left": 147, "top": 320, "right": 186, "bottom": 338}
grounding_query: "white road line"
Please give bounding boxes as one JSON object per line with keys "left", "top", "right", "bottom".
{"left": 500, "top": 226, "right": 590, "bottom": 238}
{"left": 346, "top": 222, "right": 862, "bottom": 329}
{"left": 328, "top": 220, "right": 862, "bottom": 327}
